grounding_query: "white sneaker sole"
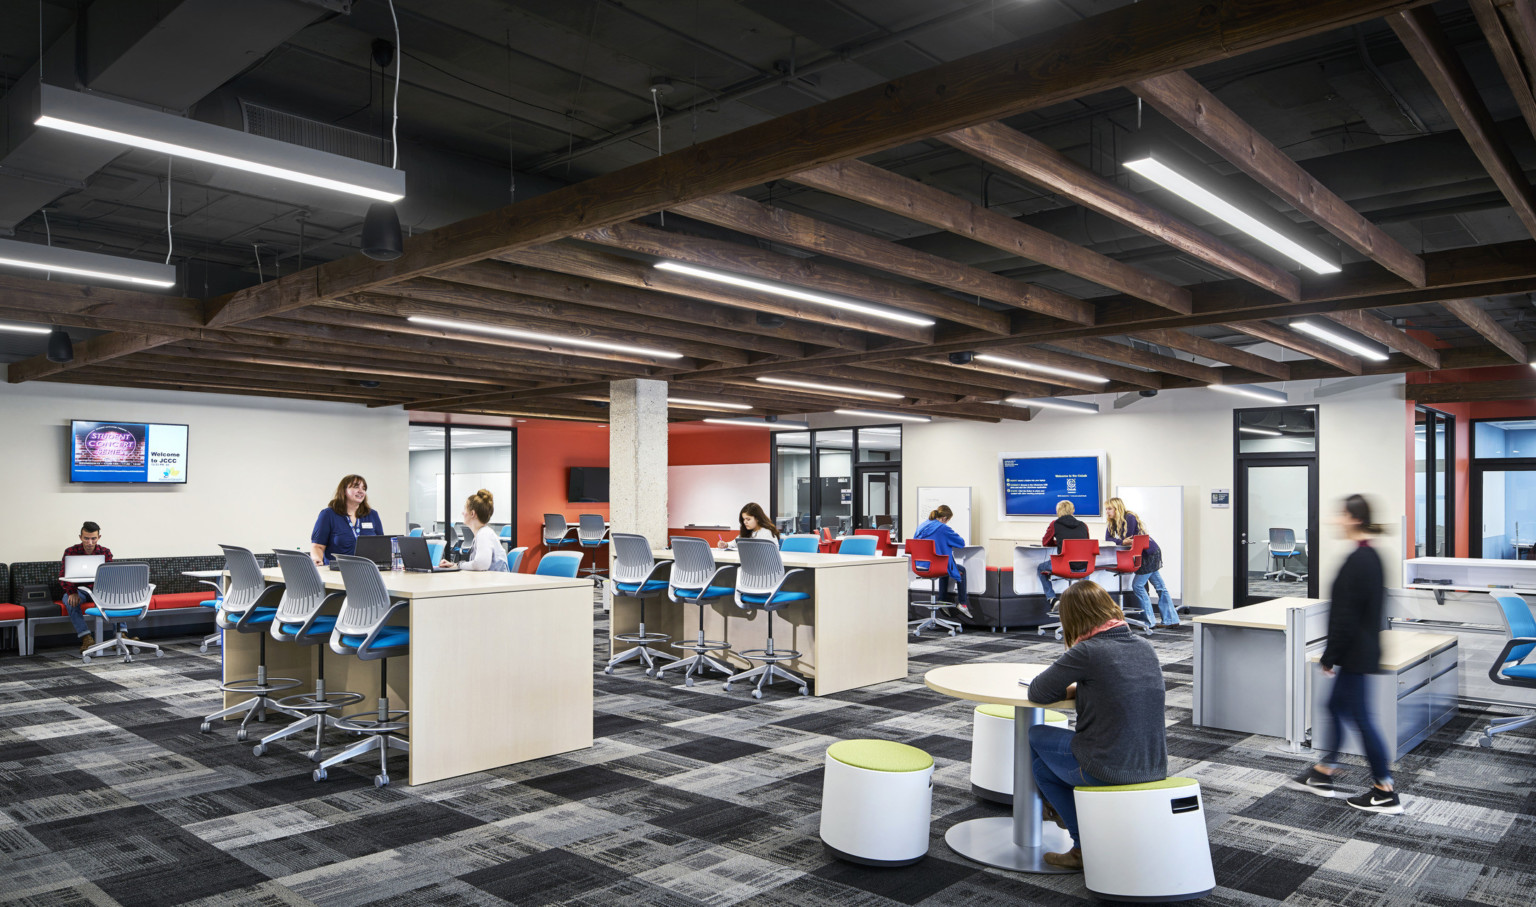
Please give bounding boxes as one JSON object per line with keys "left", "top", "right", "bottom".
{"left": 1285, "top": 779, "right": 1338, "bottom": 798}
{"left": 1347, "top": 800, "right": 1404, "bottom": 815}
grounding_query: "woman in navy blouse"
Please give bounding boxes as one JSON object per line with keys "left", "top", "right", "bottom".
{"left": 310, "top": 474, "right": 384, "bottom": 565}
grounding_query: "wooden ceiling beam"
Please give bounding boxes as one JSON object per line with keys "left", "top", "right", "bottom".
{"left": 1406, "top": 378, "right": 1536, "bottom": 403}
{"left": 159, "top": 341, "right": 526, "bottom": 388}
{"left": 572, "top": 221, "right": 1012, "bottom": 334}
{"left": 9, "top": 332, "right": 178, "bottom": 383}
{"left": 1469, "top": 0, "right": 1536, "bottom": 144}
{"left": 123, "top": 354, "right": 459, "bottom": 398}
{"left": 792, "top": 160, "right": 1193, "bottom": 313}
{"left": 857, "top": 359, "right": 1061, "bottom": 398}
{"left": 40, "top": 371, "right": 379, "bottom": 405}
{"left": 56, "top": 364, "right": 395, "bottom": 403}
{"left": 1052, "top": 337, "right": 1223, "bottom": 384}
{"left": 1224, "top": 320, "right": 1364, "bottom": 374}
{"left": 181, "top": 332, "right": 552, "bottom": 386}
{"left": 1130, "top": 71, "right": 1426, "bottom": 286}
{"left": 1131, "top": 328, "right": 1292, "bottom": 380}
{"left": 400, "top": 380, "right": 618, "bottom": 412}
{"left": 936, "top": 358, "right": 1105, "bottom": 393}
{"left": 974, "top": 344, "right": 1161, "bottom": 388}
{"left": 1390, "top": 7, "right": 1536, "bottom": 238}
{"left": 939, "top": 123, "right": 1302, "bottom": 299}
{"left": 1323, "top": 310, "right": 1441, "bottom": 368}
{"left": 673, "top": 194, "right": 1094, "bottom": 323}
{"left": 1441, "top": 298, "right": 1527, "bottom": 361}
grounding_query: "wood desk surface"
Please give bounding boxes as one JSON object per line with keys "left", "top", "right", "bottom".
{"left": 1193, "top": 596, "right": 1326, "bottom": 630}
{"left": 649, "top": 549, "right": 905, "bottom": 569}
{"left": 1308, "top": 630, "right": 1457, "bottom": 671}
{"left": 924, "top": 663, "right": 1076, "bottom": 709}
{"left": 260, "top": 567, "right": 589, "bottom": 600}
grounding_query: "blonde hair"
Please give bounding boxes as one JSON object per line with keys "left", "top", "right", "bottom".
{"left": 1058, "top": 581, "right": 1125, "bottom": 647}
{"left": 1056, "top": 500, "right": 1075, "bottom": 517}
{"left": 929, "top": 504, "right": 954, "bottom": 521}
{"left": 1105, "top": 497, "right": 1148, "bottom": 539}
{"left": 466, "top": 489, "right": 495, "bottom": 523}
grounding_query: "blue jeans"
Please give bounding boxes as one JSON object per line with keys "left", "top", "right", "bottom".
{"left": 937, "top": 564, "right": 968, "bottom": 605}
{"left": 1038, "top": 567, "right": 1057, "bottom": 600}
{"left": 1028, "top": 724, "right": 1105, "bottom": 849}
{"left": 1132, "top": 570, "right": 1175, "bottom": 624}
{"left": 63, "top": 593, "right": 91, "bottom": 637}
{"left": 1319, "top": 670, "right": 1393, "bottom": 786}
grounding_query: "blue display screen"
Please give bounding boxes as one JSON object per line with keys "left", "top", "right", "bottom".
{"left": 1001, "top": 455, "right": 1101, "bottom": 517}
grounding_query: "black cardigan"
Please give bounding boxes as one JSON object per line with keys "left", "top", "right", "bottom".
{"left": 1321, "top": 542, "right": 1385, "bottom": 674}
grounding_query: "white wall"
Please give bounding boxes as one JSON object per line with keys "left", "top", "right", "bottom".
{"left": 0, "top": 377, "right": 408, "bottom": 562}
{"left": 902, "top": 377, "right": 1407, "bottom": 609}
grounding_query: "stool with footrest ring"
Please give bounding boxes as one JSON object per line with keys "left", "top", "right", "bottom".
{"left": 201, "top": 545, "right": 303, "bottom": 740}
{"left": 606, "top": 533, "right": 678, "bottom": 677}
{"left": 1037, "top": 539, "right": 1101, "bottom": 639}
{"left": 725, "top": 538, "right": 809, "bottom": 698}
{"left": 656, "top": 536, "right": 736, "bottom": 686}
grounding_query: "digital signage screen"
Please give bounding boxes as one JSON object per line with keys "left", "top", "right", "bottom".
{"left": 70, "top": 421, "right": 189, "bottom": 484}
{"left": 999, "top": 451, "right": 1105, "bottom": 518}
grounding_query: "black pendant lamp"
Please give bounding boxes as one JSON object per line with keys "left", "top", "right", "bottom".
{"left": 361, "top": 202, "right": 403, "bottom": 261}
{"left": 46, "top": 328, "right": 73, "bottom": 363}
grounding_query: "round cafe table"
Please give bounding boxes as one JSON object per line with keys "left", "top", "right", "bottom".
{"left": 925, "top": 662, "right": 1076, "bottom": 873}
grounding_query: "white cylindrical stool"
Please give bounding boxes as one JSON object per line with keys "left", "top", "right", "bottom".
{"left": 1075, "top": 778, "right": 1215, "bottom": 901}
{"left": 970, "top": 704, "right": 1068, "bottom": 805}
{"left": 820, "top": 739, "right": 934, "bottom": 866}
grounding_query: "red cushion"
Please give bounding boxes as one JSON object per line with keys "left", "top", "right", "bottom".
{"left": 150, "top": 591, "right": 217, "bottom": 611}
{"left": 0, "top": 603, "right": 23, "bottom": 621}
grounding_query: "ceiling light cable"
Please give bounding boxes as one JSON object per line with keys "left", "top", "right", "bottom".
{"left": 385, "top": 0, "right": 400, "bottom": 170}
{"left": 164, "top": 158, "right": 173, "bottom": 265}
{"left": 41, "top": 208, "right": 50, "bottom": 280}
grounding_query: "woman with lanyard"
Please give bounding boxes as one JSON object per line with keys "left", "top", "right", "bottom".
{"left": 310, "top": 474, "right": 384, "bottom": 565}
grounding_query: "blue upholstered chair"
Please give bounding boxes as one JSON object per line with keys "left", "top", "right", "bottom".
{"left": 605, "top": 533, "right": 678, "bottom": 677}
{"left": 79, "top": 563, "right": 159, "bottom": 664}
{"left": 835, "top": 535, "right": 878, "bottom": 556}
{"left": 1483, "top": 592, "right": 1536, "bottom": 748}
{"left": 657, "top": 537, "right": 736, "bottom": 686}
{"left": 780, "top": 535, "right": 820, "bottom": 553}
{"left": 536, "top": 551, "right": 583, "bottom": 577}
{"left": 201, "top": 545, "right": 302, "bottom": 740}
{"left": 725, "top": 538, "right": 809, "bottom": 698}
{"left": 508, "top": 546, "right": 528, "bottom": 573}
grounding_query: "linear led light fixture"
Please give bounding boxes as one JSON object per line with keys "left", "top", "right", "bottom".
{"left": 972, "top": 353, "right": 1110, "bottom": 384}
{"left": 668, "top": 396, "right": 752, "bottom": 411}
{"left": 34, "top": 85, "right": 405, "bottom": 203}
{"left": 1239, "top": 426, "right": 1283, "bottom": 436}
{"left": 756, "top": 376, "right": 904, "bottom": 400}
{"left": 0, "top": 237, "right": 176, "bottom": 288}
{"left": 704, "top": 417, "right": 811, "bottom": 429}
{"left": 1124, "top": 150, "right": 1340, "bottom": 275}
{"left": 1006, "top": 396, "right": 1100, "bottom": 414}
{"left": 0, "top": 321, "right": 52, "bottom": 335}
{"left": 1290, "top": 318, "right": 1389, "bottom": 361}
{"left": 406, "top": 316, "right": 683, "bottom": 359}
{"left": 654, "top": 260, "right": 936, "bottom": 327}
{"left": 834, "top": 409, "right": 932, "bottom": 423}
{"left": 1210, "top": 383, "right": 1289, "bottom": 404}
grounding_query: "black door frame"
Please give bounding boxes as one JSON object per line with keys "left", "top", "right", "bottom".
{"left": 409, "top": 422, "right": 518, "bottom": 547}
{"left": 1232, "top": 405, "right": 1320, "bottom": 606}
{"left": 770, "top": 425, "right": 901, "bottom": 533}
{"left": 1468, "top": 417, "right": 1536, "bottom": 558}
{"left": 1415, "top": 406, "right": 1456, "bottom": 558}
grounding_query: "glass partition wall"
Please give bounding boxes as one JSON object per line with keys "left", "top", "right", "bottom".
{"left": 408, "top": 424, "right": 517, "bottom": 545}
{"left": 1471, "top": 418, "right": 1536, "bottom": 559}
{"left": 1414, "top": 407, "right": 1454, "bottom": 558}
{"left": 771, "top": 426, "right": 902, "bottom": 538}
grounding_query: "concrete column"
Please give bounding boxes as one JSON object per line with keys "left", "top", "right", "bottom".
{"left": 609, "top": 378, "right": 668, "bottom": 546}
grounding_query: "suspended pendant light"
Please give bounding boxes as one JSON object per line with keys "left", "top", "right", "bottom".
{"left": 46, "top": 328, "right": 74, "bottom": 363}
{"left": 361, "top": 202, "right": 403, "bottom": 260}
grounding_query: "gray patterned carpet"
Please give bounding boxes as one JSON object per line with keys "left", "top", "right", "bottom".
{"left": 1, "top": 608, "right": 1533, "bottom": 906}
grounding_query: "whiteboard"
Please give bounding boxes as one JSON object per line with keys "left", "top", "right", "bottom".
{"left": 917, "top": 486, "right": 973, "bottom": 545}
{"left": 1116, "top": 485, "right": 1184, "bottom": 599}
{"left": 668, "top": 463, "right": 770, "bottom": 527}
{"left": 434, "top": 472, "right": 513, "bottom": 525}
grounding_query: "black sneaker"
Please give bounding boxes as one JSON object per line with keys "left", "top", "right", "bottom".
{"left": 1286, "top": 767, "right": 1338, "bottom": 798}
{"left": 1346, "top": 787, "right": 1403, "bottom": 815}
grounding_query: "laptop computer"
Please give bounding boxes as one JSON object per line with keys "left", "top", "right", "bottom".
{"left": 62, "top": 554, "right": 106, "bottom": 582}
{"left": 398, "top": 535, "right": 459, "bottom": 573}
{"left": 329, "top": 534, "right": 395, "bottom": 570}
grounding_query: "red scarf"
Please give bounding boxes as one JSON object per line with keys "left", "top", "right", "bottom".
{"left": 1078, "top": 618, "right": 1126, "bottom": 642}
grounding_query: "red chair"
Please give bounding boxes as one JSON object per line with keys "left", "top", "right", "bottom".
{"left": 1106, "top": 535, "right": 1155, "bottom": 635}
{"left": 817, "top": 527, "right": 837, "bottom": 554}
{"left": 854, "top": 528, "right": 897, "bottom": 557}
{"left": 1038, "top": 539, "right": 1100, "bottom": 637}
{"left": 907, "top": 538, "right": 962, "bottom": 637}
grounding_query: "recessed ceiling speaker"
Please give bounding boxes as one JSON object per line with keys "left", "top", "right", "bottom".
{"left": 358, "top": 380, "right": 381, "bottom": 388}
{"left": 948, "top": 351, "right": 975, "bottom": 365}
{"left": 46, "top": 328, "right": 73, "bottom": 363}
{"left": 756, "top": 312, "right": 786, "bottom": 328}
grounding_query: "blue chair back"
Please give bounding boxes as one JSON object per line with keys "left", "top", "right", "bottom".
{"left": 780, "top": 535, "right": 819, "bottom": 553}
{"left": 408, "top": 528, "right": 424, "bottom": 537}
{"left": 83, "top": 563, "right": 154, "bottom": 618}
{"left": 536, "top": 551, "right": 584, "bottom": 577}
{"left": 499, "top": 525, "right": 511, "bottom": 538}
{"left": 427, "top": 540, "right": 446, "bottom": 563}
{"left": 508, "top": 546, "right": 528, "bottom": 572}
{"left": 836, "top": 536, "right": 878, "bottom": 556}
{"left": 1493, "top": 593, "right": 1536, "bottom": 665}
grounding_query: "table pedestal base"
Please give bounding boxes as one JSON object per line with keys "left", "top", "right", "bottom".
{"left": 945, "top": 817, "right": 1076, "bottom": 873}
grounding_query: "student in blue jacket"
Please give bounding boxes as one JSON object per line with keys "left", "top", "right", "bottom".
{"left": 912, "top": 504, "right": 971, "bottom": 615}
{"left": 310, "top": 474, "right": 384, "bottom": 565}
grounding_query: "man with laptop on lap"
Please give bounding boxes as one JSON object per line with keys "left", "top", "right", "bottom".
{"left": 59, "top": 521, "right": 110, "bottom": 652}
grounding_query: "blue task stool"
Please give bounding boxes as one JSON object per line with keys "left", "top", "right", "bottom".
{"left": 657, "top": 536, "right": 737, "bottom": 686}
{"left": 1483, "top": 592, "right": 1536, "bottom": 747}
{"left": 820, "top": 739, "right": 934, "bottom": 866}
{"left": 79, "top": 563, "right": 161, "bottom": 664}
{"left": 201, "top": 545, "right": 303, "bottom": 740}
{"left": 970, "top": 704, "right": 1068, "bottom": 805}
{"left": 576, "top": 514, "right": 609, "bottom": 582}
{"left": 1075, "top": 778, "right": 1215, "bottom": 902}
{"left": 537, "top": 551, "right": 584, "bottom": 577}
{"left": 543, "top": 513, "right": 578, "bottom": 550}
{"left": 725, "top": 538, "right": 809, "bottom": 698}
{"left": 605, "top": 533, "right": 678, "bottom": 677}
{"left": 251, "top": 550, "right": 365, "bottom": 761}
{"left": 779, "top": 535, "right": 819, "bottom": 553}
{"left": 315, "top": 555, "right": 410, "bottom": 787}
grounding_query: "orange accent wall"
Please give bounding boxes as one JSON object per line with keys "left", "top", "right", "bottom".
{"left": 668, "top": 422, "right": 771, "bottom": 465}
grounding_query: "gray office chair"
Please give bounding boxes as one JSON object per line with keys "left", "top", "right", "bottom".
{"left": 606, "top": 533, "right": 679, "bottom": 677}
{"left": 726, "top": 538, "right": 809, "bottom": 698}
{"left": 543, "top": 513, "right": 577, "bottom": 550}
{"left": 201, "top": 545, "right": 303, "bottom": 740}
{"left": 316, "top": 554, "right": 410, "bottom": 787}
{"left": 79, "top": 563, "right": 160, "bottom": 664}
{"left": 577, "top": 514, "right": 610, "bottom": 582}
{"left": 657, "top": 537, "right": 737, "bottom": 686}
{"left": 253, "top": 550, "right": 365, "bottom": 760}
{"left": 1264, "top": 528, "right": 1306, "bottom": 582}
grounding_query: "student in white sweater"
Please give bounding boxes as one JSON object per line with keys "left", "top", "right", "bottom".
{"left": 724, "top": 501, "right": 780, "bottom": 548}
{"left": 442, "top": 488, "right": 510, "bottom": 572}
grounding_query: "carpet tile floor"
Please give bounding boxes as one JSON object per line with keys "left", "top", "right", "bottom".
{"left": 0, "top": 607, "right": 1532, "bottom": 906}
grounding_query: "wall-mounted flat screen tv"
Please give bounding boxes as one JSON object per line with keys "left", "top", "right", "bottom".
{"left": 567, "top": 466, "right": 609, "bottom": 503}
{"left": 70, "top": 420, "right": 189, "bottom": 484}
{"left": 998, "top": 450, "right": 1106, "bottom": 518}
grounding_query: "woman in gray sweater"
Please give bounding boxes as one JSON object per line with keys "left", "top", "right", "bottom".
{"left": 1027, "top": 580, "right": 1169, "bottom": 870}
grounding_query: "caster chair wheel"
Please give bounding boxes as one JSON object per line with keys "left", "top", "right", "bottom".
{"left": 644, "top": 669, "right": 655, "bottom": 678}
{"left": 199, "top": 722, "right": 211, "bottom": 733}
{"left": 684, "top": 677, "right": 695, "bottom": 688}
{"left": 236, "top": 730, "right": 248, "bottom": 742}
{"left": 799, "top": 688, "right": 809, "bottom": 696}
{"left": 81, "top": 656, "right": 92, "bottom": 665}
{"left": 252, "top": 744, "right": 265, "bottom": 757}
{"left": 1478, "top": 737, "right": 1493, "bottom": 749}
{"left": 312, "top": 768, "right": 328, "bottom": 782}
{"left": 307, "top": 750, "right": 322, "bottom": 762}
{"left": 603, "top": 666, "right": 614, "bottom": 675}
{"left": 154, "top": 650, "right": 164, "bottom": 658}
{"left": 199, "top": 644, "right": 208, "bottom": 654}
{"left": 123, "top": 656, "right": 133, "bottom": 663}
{"left": 722, "top": 683, "right": 732, "bottom": 692}
{"left": 375, "top": 774, "right": 390, "bottom": 788}
{"left": 752, "top": 690, "right": 763, "bottom": 700}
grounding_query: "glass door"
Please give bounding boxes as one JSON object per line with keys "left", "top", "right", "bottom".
{"left": 1470, "top": 419, "right": 1536, "bottom": 559}
{"left": 1414, "top": 406, "right": 1454, "bottom": 558}
{"left": 408, "top": 423, "right": 516, "bottom": 545}
{"left": 816, "top": 430, "right": 854, "bottom": 535}
{"left": 1235, "top": 460, "right": 1318, "bottom": 604}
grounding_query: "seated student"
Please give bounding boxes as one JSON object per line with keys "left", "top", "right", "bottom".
{"left": 59, "top": 521, "right": 111, "bottom": 652}
{"left": 1104, "top": 496, "right": 1176, "bottom": 627}
{"left": 1038, "top": 500, "right": 1091, "bottom": 603}
{"left": 448, "top": 489, "right": 509, "bottom": 572}
{"left": 729, "top": 502, "right": 780, "bottom": 547}
{"left": 912, "top": 505, "right": 971, "bottom": 616}
{"left": 310, "top": 474, "right": 384, "bottom": 566}
{"left": 1027, "top": 580, "right": 1168, "bottom": 871}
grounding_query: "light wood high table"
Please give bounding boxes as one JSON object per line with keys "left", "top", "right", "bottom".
{"left": 624, "top": 549, "right": 910, "bottom": 696}
{"left": 226, "top": 568, "right": 594, "bottom": 785}
{"left": 925, "top": 663, "right": 1077, "bottom": 873}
